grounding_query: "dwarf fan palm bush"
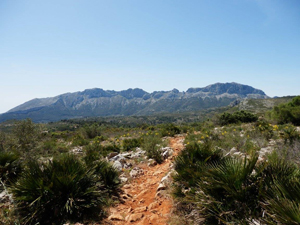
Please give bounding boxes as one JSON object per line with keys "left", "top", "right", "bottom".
{"left": 0, "top": 151, "right": 21, "bottom": 186}
{"left": 93, "top": 160, "right": 120, "bottom": 194}
{"left": 173, "top": 141, "right": 223, "bottom": 189}
{"left": 262, "top": 180, "right": 300, "bottom": 225}
{"left": 260, "top": 154, "right": 300, "bottom": 224}
{"left": 194, "top": 153, "right": 264, "bottom": 224}
{"left": 11, "top": 154, "right": 107, "bottom": 224}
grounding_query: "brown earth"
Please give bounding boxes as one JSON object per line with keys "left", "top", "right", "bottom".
{"left": 104, "top": 135, "right": 185, "bottom": 225}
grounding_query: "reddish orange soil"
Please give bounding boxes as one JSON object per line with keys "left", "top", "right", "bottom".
{"left": 105, "top": 136, "right": 185, "bottom": 225}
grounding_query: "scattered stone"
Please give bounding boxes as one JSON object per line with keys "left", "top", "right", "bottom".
{"left": 148, "top": 159, "right": 157, "bottom": 167}
{"left": 123, "top": 184, "right": 132, "bottom": 189}
{"left": 113, "top": 161, "right": 123, "bottom": 171}
{"left": 107, "top": 152, "right": 119, "bottom": 159}
{"left": 124, "top": 162, "right": 132, "bottom": 169}
{"left": 130, "top": 167, "right": 144, "bottom": 177}
{"left": 149, "top": 214, "right": 159, "bottom": 222}
{"left": 71, "top": 146, "right": 83, "bottom": 154}
{"left": 153, "top": 170, "right": 163, "bottom": 176}
{"left": 121, "top": 194, "right": 131, "bottom": 200}
{"left": 157, "top": 183, "right": 167, "bottom": 192}
{"left": 126, "top": 213, "right": 144, "bottom": 222}
{"left": 120, "top": 177, "right": 128, "bottom": 183}
{"left": 135, "top": 190, "right": 147, "bottom": 199}
{"left": 160, "top": 147, "right": 174, "bottom": 159}
{"left": 160, "top": 172, "right": 172, "bottom": 186}
{"left": 108, "top": 213, "right": 124, "bottom": 221}
{"left": 155, "top": 191, "right": 163, "bottom": 198}
{"left": 0, "top": 190, "right": 12, "bottom": 203}
{"left": 110, "top": 155, "right": 126, "bottom": 163}
{"left": 229, "top": 147, "right": 238, "bottom": 155}
{"left": 133, "top": 206, "right": 148, "bottom": 213}
{"left": 148, "top": 201, "right": 160, "bottom": 210}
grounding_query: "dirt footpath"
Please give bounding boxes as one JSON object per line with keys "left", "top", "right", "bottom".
{"left": 105, "top": 136, "right": 185, "bottom": 225}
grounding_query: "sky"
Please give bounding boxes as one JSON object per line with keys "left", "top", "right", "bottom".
{"left": 0, "top": 0, "right": 299, "bottom": 113}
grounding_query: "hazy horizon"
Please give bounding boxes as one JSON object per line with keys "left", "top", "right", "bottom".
{"left": 1, "top": 0, "right": 299, "bottom": 113}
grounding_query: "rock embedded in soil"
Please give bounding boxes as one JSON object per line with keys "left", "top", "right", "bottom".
{"left": 126, "top": 213, "right": 144, "bottom": 222}
{"left": 113, "top": 160, "right": 123, "bottom": 171}
{"left": 108, "top": 213, "right": 124, "bottom": 221}
{"left": 157, "top": 183, "right": 167, "bottom": 192}
{"left": 107, "top": 152, "right": 119, "bottom": 159}
{"left": 133, "top": 206, "right": 148, "bottom": 213}
{"left": 130, "top": 167, "right": 144, "bottom": 177}
{"left": 148, "top": 201, "right": 160, "bottom": 210}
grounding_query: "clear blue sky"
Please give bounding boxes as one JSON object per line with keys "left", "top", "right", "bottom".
{"left": 0, "top": 0, "right": 299, "bottom": 113}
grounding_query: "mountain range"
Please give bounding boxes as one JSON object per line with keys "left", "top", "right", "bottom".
{"left": 0, "top": 82, "right": 268, "bottom": 123}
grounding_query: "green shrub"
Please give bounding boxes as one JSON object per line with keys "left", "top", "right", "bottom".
{"left": 93, "top": 160, "right": 120, "bottom": 194}
{"left": 11, "top": 154, "right": 107, "bottom": 224}
{"left": 272, "top": 96, "right": 300, "bottom": 125}
{"left": 72, "top": 134, "right": 89, "bottom": 146}
{"left": 174, "top": 141, "right": 223, "bottom": 189}
{"left": 282, "top": 125, "right": 300, "bottom": 145}
{"left": 84, "top": 142, "right": 120, "bottom": 159}
{"left": 219, "top": 110, "right": 258, "bottom": 126}
{"left": 122, "top": 138, "right": 143, "bottom": 151}
{"left": 194, "top": 153, "right": 263, "bottom": 224}
{"left": 82, "top": 123, "right": 102, "bottom": 139}
{"left": 160, "top": 123, "right": 180, "bottom": 137}
{"left": 255, "top": 119, "right": 274, "bottom": 140}
{"left": 13, "top": 119, "right": 38, "bottom": 152}
{"left": 0, "top": 151, "right": 21, "bottom": 186}
{"left": 142, "top": 135, "right": 164, "bottom": 164}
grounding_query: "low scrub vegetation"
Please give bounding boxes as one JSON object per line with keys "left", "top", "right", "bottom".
{"left": 0, "top": 96, "right": 300, "bottom": 224}
{"left": 218, "top": 110, "right": 258, "bottom": 125}
{"left": 271, "top": 96, "right": 300, "bottom": 125}
{"left": 142, "top": 135, "right": 165, "bottom": 164}
{"left": 11, "top": 154, "right": 118, "bottom": 224}
{"left": 172, "top": 117, "right": 300, "bottom": 224}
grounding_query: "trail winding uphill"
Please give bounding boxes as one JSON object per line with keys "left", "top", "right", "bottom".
{"left": 105, "top": 135, "right": 185, "bottom": 225}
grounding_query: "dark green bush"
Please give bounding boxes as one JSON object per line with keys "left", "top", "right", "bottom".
{"left": 92, "top": 160, "right": 120, "bottom": 194}
{"left": 13, "top": 119, "right": 38, "bottom": 152}
{"left": 282, "top": 125, "right": 300, "bottom": 145}
{"left": 72, "top": 134, "right": 89, "bottom": 146}
{"left": 174, "top": 141, "right": 223, "bottom": 189}
{"left": 0, "top": 151, "right": 21, "bottom": 185}
{"left": 11, "top": 154, "right": 108, "bottom": 224}
{"left": 272, "top": 96, "right": 300, "bottom": 125}
{"left": 142, "top": 135, "right": 164, "bottom": 164}
{"left": 194, "top": 153, "right": 263, "bottom": 224}
{"left": 160, "top": 123, "right": 180, "bottom": 137}
{"left": 255, "top": 119, "right": 274, "bottom": 140}
{"left": 84, "top": 142, "right": 120, "bottom": 159}
{"left": 122, "top": 138, "right": 143, "bottom": 151}
{"left": 219, "top": 110, "right": 258, "bottom": 126}
{"left": 82, "top": 123, "right": 102, "bottom": 139}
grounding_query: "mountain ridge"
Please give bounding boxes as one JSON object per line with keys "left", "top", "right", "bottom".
{"left": 1, "top": 82, "right": 268, "bottom": 123}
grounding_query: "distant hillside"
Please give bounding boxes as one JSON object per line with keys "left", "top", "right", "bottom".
{"left": 0, "top": 82, "right": 268, "bottom": 123}
{"left": 234, "top": 96, "right": 295, "bottom": 113}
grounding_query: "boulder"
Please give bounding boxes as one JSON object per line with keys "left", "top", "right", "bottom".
{"left": 113, "top": 161, "right": 123, "bottom": 171}
{"left": 157, "top": 183, "right": 167, "bottom": 192}
{"left": 107, "top": 152, "right": 119, "bottom": 159}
